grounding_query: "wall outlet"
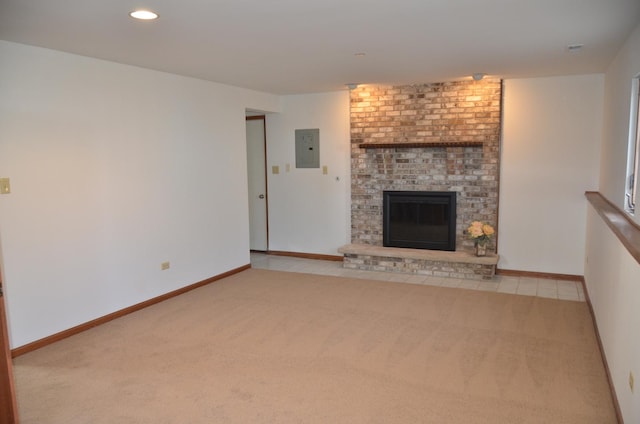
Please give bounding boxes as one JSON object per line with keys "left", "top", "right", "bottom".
{"left": 630, "top": 372, "right": 635, "bottom": 393}
{"left": 161, "top": 261, "right": 170, "bottom": 271}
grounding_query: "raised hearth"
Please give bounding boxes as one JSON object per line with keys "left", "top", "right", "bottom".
{"left": 338, "top": 244, "right": 498, "bottom": 280}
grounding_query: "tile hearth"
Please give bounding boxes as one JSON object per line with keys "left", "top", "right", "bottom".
{"left": 250, "top": 252, "right": 584, "bottom": 302}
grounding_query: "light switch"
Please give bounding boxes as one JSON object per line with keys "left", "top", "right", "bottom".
{"left": 322, "top": 166, "right": 328, "bottom": 175}
{"left": 286, "top": 163, "right": 291, "bottom": 172}
{"left": 272, "top": 165, "right": 280, "bottom": 174}
{"left": 0, "top": 178, "right": 10, "bottom": 194}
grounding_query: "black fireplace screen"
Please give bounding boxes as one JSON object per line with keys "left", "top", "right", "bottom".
{"left": 383, "top": 191, "right": 457, "bottom": 251}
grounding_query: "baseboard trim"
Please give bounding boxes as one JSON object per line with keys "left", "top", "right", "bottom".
{"left": 11, "top": 264, "right": 251, "bottom": 358}
{"left": 496, "top": 268, "right": 584, "bottom": 282}
{"left": 479, "top": 267, "right": 623, "bottom": 422}
{"left": 582, "top": 281, "right": 624, "bottom": 424}
{"left": 267, "top": 250, "right": 343, "bottom": 262}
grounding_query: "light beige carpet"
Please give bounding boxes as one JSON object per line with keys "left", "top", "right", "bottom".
{"left": 14, "top": 269, "right": 616, "bottom": 423}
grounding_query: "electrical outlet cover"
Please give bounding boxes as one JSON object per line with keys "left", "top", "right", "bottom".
{"left": 0, "top": 178, "right": 10, "bottom": 194}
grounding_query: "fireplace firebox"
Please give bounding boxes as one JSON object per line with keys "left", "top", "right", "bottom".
{"left": 383, "top": 191, "right": 456, "bottom": 251}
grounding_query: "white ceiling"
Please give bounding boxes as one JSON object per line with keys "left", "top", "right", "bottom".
{"left": 1, "top": 0, "right": 639, "bottom": 95}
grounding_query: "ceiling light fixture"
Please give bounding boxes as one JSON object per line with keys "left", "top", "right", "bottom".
{"left": 472, "top": 73, "right": 486, "bottom": 81}
{"left": 129, "top": 10, "right": 159, "bottom": 20}
{"left": 567, "top": 44, "right": 584, "bottom": 52}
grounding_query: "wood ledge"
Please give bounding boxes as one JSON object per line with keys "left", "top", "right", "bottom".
{"left": 585, "top": 191, "right": 640, "bottom": 264}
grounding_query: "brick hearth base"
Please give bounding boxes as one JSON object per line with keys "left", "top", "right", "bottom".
{"left": 338, "top": 244, "right": 499, "bottom": 280}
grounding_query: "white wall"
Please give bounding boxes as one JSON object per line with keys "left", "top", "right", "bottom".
{"left": 585, "top": 208, "right": 640, "bottom": 423}
{"left": 0, "top": 41, "right": 280, "bottom": 348}
{"left": 499, "top": 75, "right": 603, "bottom": 275}
{"left": 585, "top": 22, "right": 640, "bottom": 424}
{"left": 265, "top": 92, "right": 351, "bottom": 255}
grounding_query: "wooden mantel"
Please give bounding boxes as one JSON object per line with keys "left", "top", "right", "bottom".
{"left": 358, "top": 141, "right": 484, "bottom": 149}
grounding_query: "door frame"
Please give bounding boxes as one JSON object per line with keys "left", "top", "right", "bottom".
{"left": 0, "top": 272, "right": 19, "bottom": 423}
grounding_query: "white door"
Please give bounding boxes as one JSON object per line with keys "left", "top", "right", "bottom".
{"left": 246, "top": 116, "right": 268, "bottom": 251}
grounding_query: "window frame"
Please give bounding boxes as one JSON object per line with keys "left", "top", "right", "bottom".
{"left": 625, "top": 75, "right": 640, "bottom": 216}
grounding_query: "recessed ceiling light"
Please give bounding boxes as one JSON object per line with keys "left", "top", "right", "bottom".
{"left": 567, "top": 44, "right": 584, "bottom": 52}
{"left": 354, "top": 53, "right": 366, "bottom": 57}
{"left": 129, "top": 10, "right": 159, "bottom": 20}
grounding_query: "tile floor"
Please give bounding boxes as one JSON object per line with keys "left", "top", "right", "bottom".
{"left": 250, "top": 252, "right": 585, "bottom": 302}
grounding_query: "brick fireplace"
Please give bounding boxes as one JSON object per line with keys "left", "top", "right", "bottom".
{"left": 340, "top": 79, "right": 502, "bottom": 279}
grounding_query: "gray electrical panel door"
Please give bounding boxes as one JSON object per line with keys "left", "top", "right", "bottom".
{"left": 295, "top": 129, "right": 320, "bottom": 168}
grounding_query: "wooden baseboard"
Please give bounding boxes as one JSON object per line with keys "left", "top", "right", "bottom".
{"left": 496, "top": 268, "right": 584, "bottom": 282}
{"left": 582, "top": 281, "right": 624, "bottom": 424}
{"left": 267, "top": 250, "right": 343, "bottom": 262}
{"left": 474, "top": 268, "right": 623, "bottom": 422}
{"left": 9, "top": 257, "right": 623, "bottom": 423}
{"left": 11, "top": 264, "right": 251, "bottom": 358}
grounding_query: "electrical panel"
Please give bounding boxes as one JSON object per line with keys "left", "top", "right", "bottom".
{"left": 295, "top": 129, "right": 320, "bottom": 168}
